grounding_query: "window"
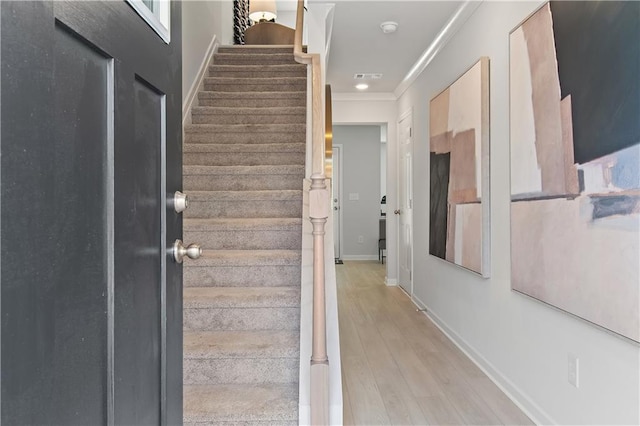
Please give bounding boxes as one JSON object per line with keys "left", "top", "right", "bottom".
{"left": 127, "top": 0, "right": 171, "bottom": 43}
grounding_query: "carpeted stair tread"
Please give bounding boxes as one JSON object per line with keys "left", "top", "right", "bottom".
{"left": 204, "top": 77, "right": 306, "bottom": 85}
{"left": 184, "top": 287, "right": 300, "bottom": 309}
{"left": 185, "top": 217, "right": 302, "bottom": 231}
{"left": 185, "top": 123, "right": 305, "bottom": 135}
{"left": 184, "top": 330, "right": 299, "bottom": 359}
{"left": 184, "top": 263, "right": 301, "bottom": 288}
{"left": 185, "top": 143, "right": 304, "bottom": 153}
{"left": 185, "top": 192, "right": 302, "bottom": 218}
{"left": 210, "top": 64, "right": 306, "bottom": 78}
{"left": 191, "top": 106, "right": 306, "bottom": 125}
{"left": 184, "top": 384, "right": 298, "bottom": 424}
{"left": 197, "top": 91, "right": 306, "bottom": 108}
{"left": 203, "top": 79, "right": 306, "bottom": 93}
{"left": 187, "top": 190, "right": 302, "bottom": 201}
{"left": 184, "top": 143, "right": 305, "bottom": 155}
{"left": 192, "top": 106, "right": 306, "bottom": 115}
{"left": 184, "top": 165, "right": 304, "bottom": 176}
{"left": 184, "top": 132, "right": 305, "bottom": 145}
{"left": 185, "top": 249, "right": 301, "bottom": 267}
{"left": 216, "top": 46, "right": 295, "bottom": 54}
{"left": 184, "top": 144, "right": 305, "bottom": 166}
{"left": 198, "top": 91, "right": 306, "bottom": 101}
{"left": 213, "top": 53, "right": 297, "bottom": 65}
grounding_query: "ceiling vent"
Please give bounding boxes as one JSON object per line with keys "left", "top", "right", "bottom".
{"left": 354, "top": 73, "right": 383, "bottom": 80}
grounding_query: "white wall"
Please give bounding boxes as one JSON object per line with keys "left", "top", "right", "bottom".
{"left": 334, "top": 125, "right": 381, "bottom": 259}
{"left": 182, "top": 0, "right": 234, "bottom": 119}
{"left": 182, "top": 1, "right": 219, "bottom": 102}
{"left": 333, "top": 97, "right": 398, "bottom": 283}
{"left": 397, "top": 2, "right": 640, "bottom": 424}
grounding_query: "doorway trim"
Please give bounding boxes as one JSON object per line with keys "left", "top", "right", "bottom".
{"left": 397, "top": 107, "right": 414, "bottom": 296}
{"left": 333, "top": 143, "right": 344, "bottom": 262}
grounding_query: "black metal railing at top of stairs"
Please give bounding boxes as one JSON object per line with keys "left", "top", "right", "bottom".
{"left": 293, "top": 1, "right": 331, "bottom": 424}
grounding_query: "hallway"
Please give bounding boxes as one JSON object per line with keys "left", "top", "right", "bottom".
{"left": 337, "top": 261, "right": 533, "bottom": 425}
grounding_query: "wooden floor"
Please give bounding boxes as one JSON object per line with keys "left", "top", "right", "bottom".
{"left": 337, "top": 261, "right": 533, "bottom": 426}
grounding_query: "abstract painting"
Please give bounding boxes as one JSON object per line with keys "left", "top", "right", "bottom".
{"left": 429, "top": 57, "right": 490, "bottom": 277}
{"left": 510, "top": 1, "right": 640, "bottom": 342}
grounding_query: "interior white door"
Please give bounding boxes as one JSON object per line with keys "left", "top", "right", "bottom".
{"left": 332, "top": 145, "right": 342, "bottom": 260}
{"left": 398, "top": 112, "right": 413, "bottom": 294}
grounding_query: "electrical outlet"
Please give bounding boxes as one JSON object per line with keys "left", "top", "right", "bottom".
{"left": 357, "top": 235, "right": 364, "bottom": 243}
{"left": 568, "top": 353, "right": 579, "bottom": 388}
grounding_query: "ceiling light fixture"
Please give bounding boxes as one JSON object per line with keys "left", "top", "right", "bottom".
{"left": 380, "top": 21, "right": 398, "bottom": 34}
{"left": 355, "top": 83, "right": 369, "bottom": 90}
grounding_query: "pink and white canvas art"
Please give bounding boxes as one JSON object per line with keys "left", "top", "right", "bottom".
{"left": 430, "top": 58, "right": 490, "bottom": 277}
{"left": 510, "top": 2, "right": 640, "bottom": 342}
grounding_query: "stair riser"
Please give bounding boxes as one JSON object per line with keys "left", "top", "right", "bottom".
{"left": 216, "top": 47, "right": 294, "bottom": 55}
{"left": 184, "top": 265, "right": 300, "bottom": 288}
{"left": 210, "top": 69, "right": 306, "bottom": 79}
{"left": 185, "top": 229, "right": 301, "bottom": 250}
{"left": 184, "top": 308, "right": 300, "bottom": 331}
{"left": 184, "top": 358, "right": 298, "bottom": 385}
{"left": 198, "top": 97, "right": 306, "bottom": 108}
{"left": 203, "top": 83, "right": 306, "bottom": 93}
{"left": 192, "top": 113, "right": 305, "bottom": 125}
{"left": 213, "top": 55, "right": 296, "bottom": 65}
{"left": 186, "top": 200, "right": 302, "bottom": 218}
{"left": 184, "top": 174, "right": 304, "bottom": 191}
{"left": 184, "top": 152, "right": 305, "bottom": 166}
{"left": 185, "top": 133, "right": 305, "bottom": 144}
{"left": 184, "top": 420, "right": 297, "bottom": 426}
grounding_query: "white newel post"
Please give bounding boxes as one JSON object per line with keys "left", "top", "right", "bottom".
{"left": 309, "top": 174, "right": 329, "bottom": 425}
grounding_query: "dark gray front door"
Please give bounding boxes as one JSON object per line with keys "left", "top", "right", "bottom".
{"left": 1, "top": 1, "right": 183, "bottom": 424}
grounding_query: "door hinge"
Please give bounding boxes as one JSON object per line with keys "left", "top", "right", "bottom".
{"left": 409, "top": 128, "right": 412, "bottom": 137}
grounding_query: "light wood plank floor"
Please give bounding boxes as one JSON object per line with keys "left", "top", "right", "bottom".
{"left": 337, "top": 261, "right": 533, "bottom": 426}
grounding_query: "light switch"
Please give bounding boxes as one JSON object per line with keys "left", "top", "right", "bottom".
{"left": 349, "top": 193, "right": 359, "bottom": 201}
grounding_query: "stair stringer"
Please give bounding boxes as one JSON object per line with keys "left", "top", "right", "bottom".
{"left": 298, "top": 178, "right": 343, "bottom": 426}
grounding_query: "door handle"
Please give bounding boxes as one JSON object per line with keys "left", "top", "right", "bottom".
{"left": 172, "top": 191, "right": 189, "bottom": 213}
{"left": 334, "top": 206, "right": 338, "bottom": 211}
{"left": 172, "top": 239, "right": 201, "bottom": 263}
{"left": 394, "top": 209, "right": 401, "bottom": 215}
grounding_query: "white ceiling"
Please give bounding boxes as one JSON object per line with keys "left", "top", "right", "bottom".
{"left": 315, "top": 1, "right": 464, "bottom": 94}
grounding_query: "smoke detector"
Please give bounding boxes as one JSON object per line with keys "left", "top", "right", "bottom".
{"left": 354, "top": 73, "right": 383, "bottom": 80}
{"left": 380, "top": 21, "right": 398, "bottom": 34}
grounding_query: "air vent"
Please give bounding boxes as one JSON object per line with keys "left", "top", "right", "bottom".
{"left": 354, "top": 73, "right": 383, "bottom": 80}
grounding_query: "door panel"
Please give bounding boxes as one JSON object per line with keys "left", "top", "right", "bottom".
{"left": 398, "top": 113, "right": 413, "bottom": 294}
{"left": 51, "top": 25, "right": 112, "bottom": 425}
{"left": 1, "top": 1, "right": 183, "bottom": 424}
{"left": 114, "top": 77, "right": 165, "bottom": 425}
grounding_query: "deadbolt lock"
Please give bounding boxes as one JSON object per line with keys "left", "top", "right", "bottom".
{"left": 173, "top": 191, "right": 189, "bottom": 213}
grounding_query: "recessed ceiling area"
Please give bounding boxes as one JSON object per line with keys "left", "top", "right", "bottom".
{"left": 320, "top": 1, "right": 464, "bottom": 94}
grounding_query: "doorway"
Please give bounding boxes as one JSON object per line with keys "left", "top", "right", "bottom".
{"left": 332, "top": 125, "right": 387, "bottom": 262}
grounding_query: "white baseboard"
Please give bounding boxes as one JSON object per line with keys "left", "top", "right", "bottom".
{"left": 341, "top": 255, "right": 379, "bottom": 261}
{"left": 384, "top": 277, "right": 398, "bottom": 286}
{"left": 182, "top": 34, "right": 218, "bottom": 126}
{"left": 410, "top": 293, "right": 553, "bottom": 426}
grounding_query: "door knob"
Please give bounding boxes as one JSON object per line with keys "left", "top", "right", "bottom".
{"left": 334, "top": 206, "right": 338, "bottom": 211}
{"left": 172, "top": 191, "right": 189, "bottom": 213}
{"left": 172, "top": 239, "right": 201, "bottom": 263}
{"left": 394, "top": 209, "right": 401, "bottom": 215}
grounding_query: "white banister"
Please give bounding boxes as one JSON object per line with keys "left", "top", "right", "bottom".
{"left": 294, "top": 0, "right": 330, "bottom": 424}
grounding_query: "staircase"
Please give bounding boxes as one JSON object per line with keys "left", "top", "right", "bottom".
{"left": 182, "top": 46, "right": 306, "bottom": 425}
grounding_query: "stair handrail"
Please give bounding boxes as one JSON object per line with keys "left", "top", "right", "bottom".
{"left": 293, "top": 1, "right": 330, "bottom": 424}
